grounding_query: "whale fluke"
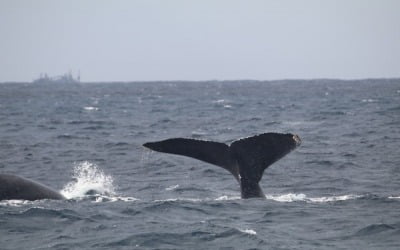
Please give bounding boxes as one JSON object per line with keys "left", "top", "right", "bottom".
{"left": 144, "top": 139, "right": 237, "bottom": 177}
{"left": 0, "top": 174, "right": 65, "bottom": 201}
{"left": 143, "top": 132, "right": 301, "bottom": 198}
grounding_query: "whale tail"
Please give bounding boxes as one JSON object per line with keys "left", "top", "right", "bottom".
{"left": 143, "top": 133, "right": 301, "bottom": 198}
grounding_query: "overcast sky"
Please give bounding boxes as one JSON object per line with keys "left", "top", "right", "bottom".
{"left": 0, "top": 0, "right": 399, "bottom": 82}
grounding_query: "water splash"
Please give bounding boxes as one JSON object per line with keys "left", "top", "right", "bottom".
{"left": 60, "top": 161, "right": 115, "bottom": 199}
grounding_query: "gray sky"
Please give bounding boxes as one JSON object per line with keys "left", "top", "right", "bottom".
{"left": 0, "top": 0, "right": 399, "bottom": 82}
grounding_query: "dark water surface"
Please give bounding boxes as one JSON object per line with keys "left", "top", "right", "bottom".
{"left": 1, "top": 80, "right": 399, "bottom": 249}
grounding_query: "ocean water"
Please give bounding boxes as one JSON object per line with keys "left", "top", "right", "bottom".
{"left": 0, "top": 79, "right": 399, "bottom": 249}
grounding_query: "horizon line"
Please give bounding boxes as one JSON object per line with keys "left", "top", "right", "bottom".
{"left": 1, "top": 77, "right": 400, "bottom": 84}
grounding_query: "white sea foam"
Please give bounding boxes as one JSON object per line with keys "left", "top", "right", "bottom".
{"left": 191, "top": 130, "right": 207, "bottom": 137}
{"left": 215, "top": 195, "right": 241, "bottom": 201}
{"left": 265, "top": 193, "right": 307, "bottom": 202}
{"left": 60, "top": 161, "right": 116, "bottom": 199}
{"left": 84, "top": 106, "right": 99, "bottom": 111}
{"left": 153, "top": 195, "right": 241, "bottom": 203}
{"left": 239, "top": 228, "right": 257, "bottom": 235}
{"left": 308, "top": 194, "right": 363, "bottom": 203}
{"left": 213, "top": 99, "right": 226, "bottom": 103}
{"left": 388, "top": 196, "right": 400, "bottom": 199}
{"left": 93, "top": 195, "right": 138, "bottom": 203}
{"left": 212, "top": 99, "right": 233, "bottom": 109}
{"left": 265, "top": 193, "right": 363, "bottom": 203}
{"left": 0, "top": 200, "right": 34, "bottom": 207}
{"left": 152, "top": 193, "right": 362, "bottom": 203}
{"left": 361, "top": 99, "right": 376, "bottom": 103}
{"left": 153, "top": 195, "right": 242, "bottom": 203}
{"left": 166, "top": 184, "right": 180, "bottom": 191}
{"left": 154, "top": 198, "right": 203, "bottom": 203}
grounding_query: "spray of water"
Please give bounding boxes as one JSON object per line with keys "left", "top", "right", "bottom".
{"left": 60, "top": 161, "right": 115, "bottom": 199}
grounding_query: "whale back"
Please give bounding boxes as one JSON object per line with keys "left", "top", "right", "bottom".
{"left": 0, "top": 174, "right": 65, "bottom": 201}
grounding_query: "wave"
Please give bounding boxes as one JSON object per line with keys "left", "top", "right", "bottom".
{"left": 101, "top": 228, "right": 263, "bottom": 249}
{"left": 12, "top": 207, "right": 82, "bottom": 220}
{"left": 355, "top": 223, "right": 397, "bottom": 236}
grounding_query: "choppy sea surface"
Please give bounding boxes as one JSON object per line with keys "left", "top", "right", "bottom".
{"left": 0, "top": 79, "right": 399, "bottom": 249}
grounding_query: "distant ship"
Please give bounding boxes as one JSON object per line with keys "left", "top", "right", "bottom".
{"left": 33, "top": 71, "right": 80, "bottom": 84}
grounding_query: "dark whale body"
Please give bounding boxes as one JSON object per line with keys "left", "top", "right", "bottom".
{"left": 143, "top": 133, "right": 301, "bottom": 199}
{"left": 0, "top": 174, "right": 65, "bottom": 201}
